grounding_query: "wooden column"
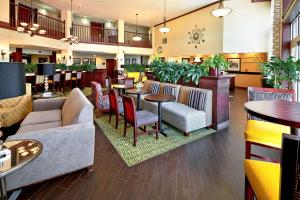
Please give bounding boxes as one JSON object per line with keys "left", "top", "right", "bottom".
{"left": 12, "top": 48, "right": 22, "bottom": 62}
{"left": 49, "top": 51, "right": 57, "bottom": 63}
{"left": 200, "top": 76, "right": 230, "bottom": 130}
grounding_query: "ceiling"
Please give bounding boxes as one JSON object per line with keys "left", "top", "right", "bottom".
{"left": 40, "top": 0, "right": 217, "bottom": 26}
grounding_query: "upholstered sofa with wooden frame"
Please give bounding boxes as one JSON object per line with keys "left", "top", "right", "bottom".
{"left": 5, "top": 88, "right": 95, "bottom": 191}
{"left": 0, "top": 83, "right": 32, "bottom": 128}
{"left": 138, "top": 80, "right": 212, "bottom": 135}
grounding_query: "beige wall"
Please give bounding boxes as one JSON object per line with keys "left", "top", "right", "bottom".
{"left": 223, "top": 0, "right": 271, "bottom": 53}
{"left": 153, "top": 3, "right": 224, "bottom": 57}
{"left": 31, "top": 55, "right": 50, "bottom": 64}
{"left": 0, "top": 0, "right": 9, "bottom": 23}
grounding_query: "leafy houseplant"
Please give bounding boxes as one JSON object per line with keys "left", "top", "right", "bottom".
{"left": 260, "top": 56, "right": 300, "bottom": 89}
{"left": 201, "top": 54, "right": 230, "bottom": 76}
{"left": 25, "top": 63, "right": 37, "bottom": 73}
{"left": 56, "top": 63, "right": 68, "bottom": 71}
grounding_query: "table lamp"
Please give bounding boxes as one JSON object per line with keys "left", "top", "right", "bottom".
{"left": 0, "top": 62, "right": 26, "bottom": 143}
{"left": 37, "top": 63, "right": 55, "bottom": 92}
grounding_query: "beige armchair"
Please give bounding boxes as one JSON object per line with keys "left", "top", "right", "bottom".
{"left": 0, "top": 84, "right": 32, "bottom": 128}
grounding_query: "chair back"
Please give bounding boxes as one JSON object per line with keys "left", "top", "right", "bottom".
{"left": 118, "top": 78, "right": 125, "bottom": 85}
{"left": 280, "top": 134, "right": 300, "bottom": 199}
{"left": 108, "top": 89, "right": 119, "bottom": 112}
{"left": 105, "top": 76, "right": 112, "bottom": 90}
{"left": 122, "top": 95, "right": 136, "bottom": 125}
{"left": 247, "top": 87, "right": 296, "bottom": 120}
{"left": 124, "top": 78, "right": 134, "bottom": 87}
{"left": 35, "top": 75, "right": 44, "bottom": 84}
{"left": 53, "top": 73, "right": 61, "bottom": 82}
{"left": 65, "top": 71, "right": 72, "bottom": 81}
{"left": 91, "top": 81, "right": 98, "bottom": 106}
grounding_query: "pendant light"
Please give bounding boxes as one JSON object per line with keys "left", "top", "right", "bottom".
{"left": 159, "top": 0, "right": 170, "bottom": 33}
{"left": 61, "top": 0, "right": 79, "bottom": 45}
{"left": 132, "top": 14, "right": 142, "bottom": 41}
{"left": 211, "top": 0, "right": 232, "bottom": 18}
{"left": 17, "top": 0, "right": 46, "bottom": 36}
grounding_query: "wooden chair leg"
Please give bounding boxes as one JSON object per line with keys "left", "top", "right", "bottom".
{"left": 124, "top": 121, "right": 127, "bottom": 137}
{"left": 155, "top": 122, "right": 158, "bottom": 140}
{"left": 109, "top": 110, "right": 112, "bottom": 123}
{"left": 245, "top": 176, "right": 254, "bottom": 200}
{"left": 245, "top": 141, "right": 251, "bottom": 159}
{"left": 133, "top": 126, "right": 137, "bottom": 146}
{"left": 184, "top": 132, "right": 189, "bottom": 137}
{"left": 115, "top": 114, "right": 118, "bottom": 129}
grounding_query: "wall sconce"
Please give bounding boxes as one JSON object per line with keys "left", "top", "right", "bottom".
{"left": 69, "top": 56, "right": 72, "bottom": 61}
{"left": 1, "top": 50, "right": 7, "bottom": 60}
{"left": 62, "top": 55, "right": 66, "bottom": 60}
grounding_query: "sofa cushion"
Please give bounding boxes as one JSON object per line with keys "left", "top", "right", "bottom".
{"left": 136, "top": 110, "right": 158, "bottom": 127}
{"left": 162, "top": 85, "right": 176, "bottom": 96}
{"left": 62, "top": 89, "right": 93, "bottom": 126}
{"left": 150, "top": 82, "right": 160, "bottom": 94}
{"left": 188, "top": 90, "right": 207, "bottom": 111}
{"left": 21, "top": 110, "right": 62, "bottom": 126}
{"left": 160, "top": 83, "right": 181, "bottom": 101}
{"left": 162, "top": 102, "right": 207, "bottom": 133}
{"left": 17, "top": 121, "right": 62, "bottom": 134}
{"left": 61, "top": 88, "right": 81, "bottom": 118}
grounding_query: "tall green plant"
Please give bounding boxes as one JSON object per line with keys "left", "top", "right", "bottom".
{"left": 260, "top": 56, "right": 300, "bottom": 89}
{"left": 201, "top": 54, "right": 229, "bottom": 71}
{"left": 25, "top": 63, "right": 37, "bottom": 73}
{"left": 56, "top": 63, "right": 68, "bottom": 70}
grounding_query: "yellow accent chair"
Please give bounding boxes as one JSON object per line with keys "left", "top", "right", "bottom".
{"left": 245, "top": 87, "right": 295, "bottom": 163}
{"left": 245, "top": 134, "right": 300, "bottom": 200}
{"left": 0, "top": 83, "right": 32, "bottom": 128}
{"left": 127, "top": 72, "right": 147, "bottom": 83}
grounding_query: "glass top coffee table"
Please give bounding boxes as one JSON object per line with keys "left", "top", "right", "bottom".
{"left": 33, "top": 92, "right": 63, "bottom": 100}
{"left": 0, "top": 140, "right": 43, "bottom": 200}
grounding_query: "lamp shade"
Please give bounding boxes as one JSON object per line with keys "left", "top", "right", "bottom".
{"left": 37, "top": 63, "right": 55, "bottom": 76}
{"left": 0, "top": 62, "right": 26, "bottom": 99}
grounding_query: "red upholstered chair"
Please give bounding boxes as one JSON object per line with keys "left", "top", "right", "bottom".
{"left": 122, "top": 95, "right": 159, "bottom": 146}
{"left": 108, "top": 89, "right": 124, "bottom": 129}
{"left": 245, "top": 87, "right": 295, "bottom": 163}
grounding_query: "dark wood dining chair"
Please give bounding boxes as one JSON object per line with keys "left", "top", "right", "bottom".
{"left": 63, "top": 71, "right": 72, "bottom": 92}
{"left": 108, "top": 89, "right": 124, "bottom": 129}
{"left": 71, "top": 71, "right": 82, "bottom": 89}
{"left": 244, "top": 87, "right": 295, "bottom": 163}
{"left": 122, "top": 95, "right": 159, "bottom": 146}
{"left": 245, "top": 133, "right": 300, "bottom": 200}
{"left": 52, "top": 72, "right": 62, "bottom": 92}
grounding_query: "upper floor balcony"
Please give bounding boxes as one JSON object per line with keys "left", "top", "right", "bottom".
{"left": 6, "top": 2, "right": 152, "bottom": 48}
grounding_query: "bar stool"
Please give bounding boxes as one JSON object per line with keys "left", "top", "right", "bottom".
{"left": 63, "top": 71, "right": 72, "bottom": 92}
{"left": 35, "top": 75, "right": 45, "bottom": 92}
{"left": 52, "top": 72, "right": 62, "bottom": 92}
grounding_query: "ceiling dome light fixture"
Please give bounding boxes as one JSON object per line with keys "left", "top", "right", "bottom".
{"left": 17, "top": 0, "right": 46, "bottom": 36}
{"left": 211, "top": 0, "right": 232, "bottom": 18}
{"left": 132, "top": 14, "right": 142, "bottom": 41}
{"left": 159, "top": 0, "right": 170, "bottom": 33}
{"left": 61, "top": 0, "right": 79, "bottom": 45}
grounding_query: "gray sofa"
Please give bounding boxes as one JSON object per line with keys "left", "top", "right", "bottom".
{"left": 140, "top": 80, "right": 212, "bottom": 135}
{"left": 5, "top": 88, "right": 95, "bottom": 191}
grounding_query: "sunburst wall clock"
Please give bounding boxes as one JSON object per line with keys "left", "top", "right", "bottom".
{"left": 188, "top": 25, "right": 205, "bottom": 48}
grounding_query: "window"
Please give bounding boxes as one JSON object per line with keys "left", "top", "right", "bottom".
{"left": 291, "top": 17, "right": 299, "bottom": 39}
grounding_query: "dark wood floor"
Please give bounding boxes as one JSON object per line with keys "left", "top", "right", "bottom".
{"left": 17, "top": 88, "right": 267, "bottom": 200}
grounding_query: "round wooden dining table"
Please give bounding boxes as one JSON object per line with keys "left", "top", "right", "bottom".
{"left": 244, "top": 100, "right": 300, "bottom": 136}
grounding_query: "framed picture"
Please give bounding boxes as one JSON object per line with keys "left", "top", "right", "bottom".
{"left": 132, "top": 58, "right": 137, "bottom": 64}
{"left": 82, "top": 58, "right": 89, "bottom": 64}
{"left": 74, "top": 58, "right": 81, "bottom": 65}
{"left": 90, "top": 58, "right": 96, "bottom": 65}
{"left": 182, "top": 58, "right": 190, "bottom": 64}
{"left": 125, "top": 59, "right": 130, "bottom": 65}
{"left": 227, "top": 58, "right": 241, "bottom": 72}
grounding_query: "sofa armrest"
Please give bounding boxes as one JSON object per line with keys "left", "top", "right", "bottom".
{"left": 204, "top": 90, "right": 213, "bottom": 126}
{"left": 33, "top": 97, "right": 67, "bottom": 111}
{"left": 5, "top": 123, "right": 95, "bottom": 191}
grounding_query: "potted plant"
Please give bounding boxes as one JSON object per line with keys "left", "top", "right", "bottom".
{"left": 260, "top": 56, "right": 300, "bottom": 89}
{"left": 201, "top": 54, "right": 230, "bottom": 76}
{"left": 25, "top": 63, "right": 37, "bottom": 73}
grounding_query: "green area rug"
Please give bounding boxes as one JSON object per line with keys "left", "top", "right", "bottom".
{"left": 95, "top": 115, "right": 216, "bottom": 166}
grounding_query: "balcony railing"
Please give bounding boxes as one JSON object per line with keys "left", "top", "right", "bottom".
{"left": 9, "top": 3, "right": 65, "bottom": 40}
{"left": 124, "top": 31, "right": 152, "bottom": 48}
{"left": 73, "top": 24, "right": 118, "bottom": 45}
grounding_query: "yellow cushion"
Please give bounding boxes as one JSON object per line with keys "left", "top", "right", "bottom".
{"left": 245, "top": 120, "right": 290, "bottom": 148}
{"left": 127, "top": 72, "right": 140, "bottom": 82}
{"left": 245, "top": 159, "right": 280, "bottom": 200}
{"left": 48, "top": 80, "right": 53, "bottom": 83}
{"left": 71, "top": 77, "right": 77, "bottom": 80}
{"left": 142, "top": 76, "right": 147, "bottom": 82}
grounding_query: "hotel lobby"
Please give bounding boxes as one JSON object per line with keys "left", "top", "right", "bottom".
{"left": 0, "top": 0, "right": 299, "bottom": 199}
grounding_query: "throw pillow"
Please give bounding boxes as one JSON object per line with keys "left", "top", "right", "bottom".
{"left": 163, "top": 85, "right": 176, "bottom": 96}
{"left": 188, "top": 90, "right": 207, "bottom": 111}
{"left": 150, "top": 83, "right": 160, "bottom": 94}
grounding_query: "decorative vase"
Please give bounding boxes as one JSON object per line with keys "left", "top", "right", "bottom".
{"left": 136, "top": 82, "right": 143, "bottom": 91}
{"left": 209, "top": 67, "right": 219, "bottom": 76}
